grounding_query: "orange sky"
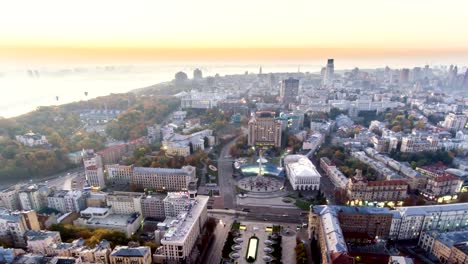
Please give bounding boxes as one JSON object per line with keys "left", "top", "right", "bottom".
{"left": 1, "top": 0, "right": 468, "bottom": 63}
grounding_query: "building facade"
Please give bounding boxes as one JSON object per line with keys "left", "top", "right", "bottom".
{"left": 110, "top": 246, "right": 152, "bottom": 264}
{"left": 443, "top": 112, "right": 467, "bottom": 132}
{"left": 320, "top": 157, "right": 348, "bottom": 189}
{"left": 106, "top": 164, "right": 133, "bottom": 185}
{"left": 279, "top": 77, "right": 299, "bottom": 105}
{"left": 131, "top": 166, "right": 196, "bottom": 192}
{"left": 106, "top": 192, "right": 143, "bottom": 215}
{"left": 153, "top": 196, "right": 208, "bottom": 264}
{"left": 247, "top": 111, "right": 282, "bottom": 147}
{"left": 83, "top": 151, "right": 106, "bottom": 189}
{"left": 346, "top": 170, "right": 408, "bottom": 202}
{"left": 284, "top": 155, "right": 321, "bottom": 191}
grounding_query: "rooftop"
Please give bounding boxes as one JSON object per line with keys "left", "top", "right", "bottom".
{"left": 133, "top": 166, "right": 194, "bottom": 176}
{"left": 161, "top": 196, "right": 209, "bottom": 244}
{"left": 316, "top": 206, "right": 348, "bottom": 255}
{"left": 25, "top": 230, "right": 60, "bottom": 241}
{"left": 284, "top": 155, "right": 321, "bottom": 178}
{"left": 331, "top": 206, "right": 393, "bottom": 215}
{"left": 82, "top": 213, "right": 139, "bottom": 227}
{"left": 429, "top": 229, "right": 468, "bottom": 248}
{"left": 396, "top": 203, "right": 468, "bottom": 217}
{"left": 110, "top": 246, "right": 150, "bottom": 257}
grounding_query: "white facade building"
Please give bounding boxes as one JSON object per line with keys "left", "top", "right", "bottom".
{"left": 391, "top": 203, "right": 468, "bottom": 240}
{"left": 443, "top": 112, "right": 467, "bottom": 132}
{"left": 131, "top": 166, "right": 196, "bottom": 192}
{"left": 74, "top": 207, "right": 142, "bottom": 238}
{"left": 15, "top": 132, "right": 48, "bottom": 147}
{"left": 106, "top": 192, "right": 143, "bottom": 215}
{"left": 83, "top": 151, "right": 106, "bottom": 189}
{"left": 284, "top": 155, "right": 321, "bottom": 191}
{"left": 153, "top": 196, "right": 208, "bottom": 264}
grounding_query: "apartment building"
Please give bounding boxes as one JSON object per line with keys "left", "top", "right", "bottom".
{"left": 131, "top": 166, "right": 196, "bottom": 192}
{"left": 106, "top": 164, "right": 133, "bottom": 185}
{"left": 106, "top": 192, "right": 143, "bottom": 215}
{"left": 347, "top": 170, "right": 408, "bottom": 202}
{"left": 153, "top": 196, "right": 209, "bottom": 264}
{"left": 320, "top": 157, "right": 348, "bottom": 189}
{"left": 83, "top": 150, "right": 106, "bottom": 189}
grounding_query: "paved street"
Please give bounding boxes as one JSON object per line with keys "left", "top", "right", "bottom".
{"left": 205, "top": 213, "right": 234, "bottom": 264}
{"left": 217, "top": 136, "right": 243, "bottom": 209}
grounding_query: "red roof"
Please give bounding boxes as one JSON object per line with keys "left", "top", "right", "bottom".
{"left": 367, "top": 180, "right": 407, "bottom": 186}
{"left": 85, "top": 165, "right": 97, "bottom": 170}
{"left": 330, "top": 252, "right": 355, "bottom": 264}
{"left": 433, "top": 174, "right": 459, "bottom": 182}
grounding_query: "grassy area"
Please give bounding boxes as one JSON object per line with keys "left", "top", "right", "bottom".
{"left": 295, "top": 199, "right": 314, "bottom": 211}
{"left": 232, "top": 221, "right": 241, "bottom": 231}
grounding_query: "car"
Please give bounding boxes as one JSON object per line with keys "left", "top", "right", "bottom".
{"left": 282, "top": 214, "right": 288, "bottom": 217}
{"left": 242, "top": 208, "right": 251, "bottom": 212}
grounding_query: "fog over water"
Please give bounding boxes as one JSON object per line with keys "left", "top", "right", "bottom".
{"left": 1, "top": 56, "right": 467, "bottom": 118}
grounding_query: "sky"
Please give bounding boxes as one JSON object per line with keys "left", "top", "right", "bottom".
{"left": 1, "top": 0, "right": 468, "bottom": 63}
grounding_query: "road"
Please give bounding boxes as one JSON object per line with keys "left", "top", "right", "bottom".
{"left": 217, "top": 136, "right": 243, "bottom": 209}
{"left": 0, "top": 166, "right": 84, "bottom": 191}
{"left": 205, "top": 213, "right": 234, "bottom": 264}
{"left": 45, "top": 169, "right": 85, "bottom": 190}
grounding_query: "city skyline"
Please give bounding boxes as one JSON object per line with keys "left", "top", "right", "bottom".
{"left": 1, "top": 0, "right": 468, "bottom": 63}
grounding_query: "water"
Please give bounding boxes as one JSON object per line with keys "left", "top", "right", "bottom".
{"left": 0, "top": 57, "right": 466, "bottom": 118}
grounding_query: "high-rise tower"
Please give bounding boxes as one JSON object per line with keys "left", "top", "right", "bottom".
{"left": 323, "top": 59, "right": 335, "bottom": 86}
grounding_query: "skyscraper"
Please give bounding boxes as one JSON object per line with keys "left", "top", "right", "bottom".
{"left": 323, "top": 59, "right": 334, "bottom": 86}
{"left": 279, "top": 77, "right": 299, "bottom": 105}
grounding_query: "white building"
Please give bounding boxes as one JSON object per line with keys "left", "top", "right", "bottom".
{"left": 15, "top": 132, "right": 48, "bottom": 147}
{"left": 162, "top": 141, "right": 191, "bottom": 157}
{"left": 163, "top": 192, "right": 195, "bottom": 218}
{"left": 162, "top": 129, "right": 214, "bottom": 157}
{"left": 47, "top": 190, "right": 86, "bottom": 213}
{"left": 400, "top": 136, "right": 440, "bottom": 153}
{"left": 153, "top": 196, "right": 208, "bottom": 264}
{"left": 284, "top": 155, "right": 321, "bottom": 191}
{"left": 83, "top": 151, "right": 106, "bottom": 189}
{"left": 443, "top": 112, "right": 467, "bottom": 132}
{"left": 25, "top": 230, "right": 61, "bottom": 254}
{"left": 74, "top": 207, "right": 142, "bottom": 237}
{"left": 391, "top": 203, "right": 468, "bottom": 240}
{"left": 106, "top": 192, "right": 143, "bottom": 215}
{"left": 131, "top": 166, "right": 196, "bottom": 192}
